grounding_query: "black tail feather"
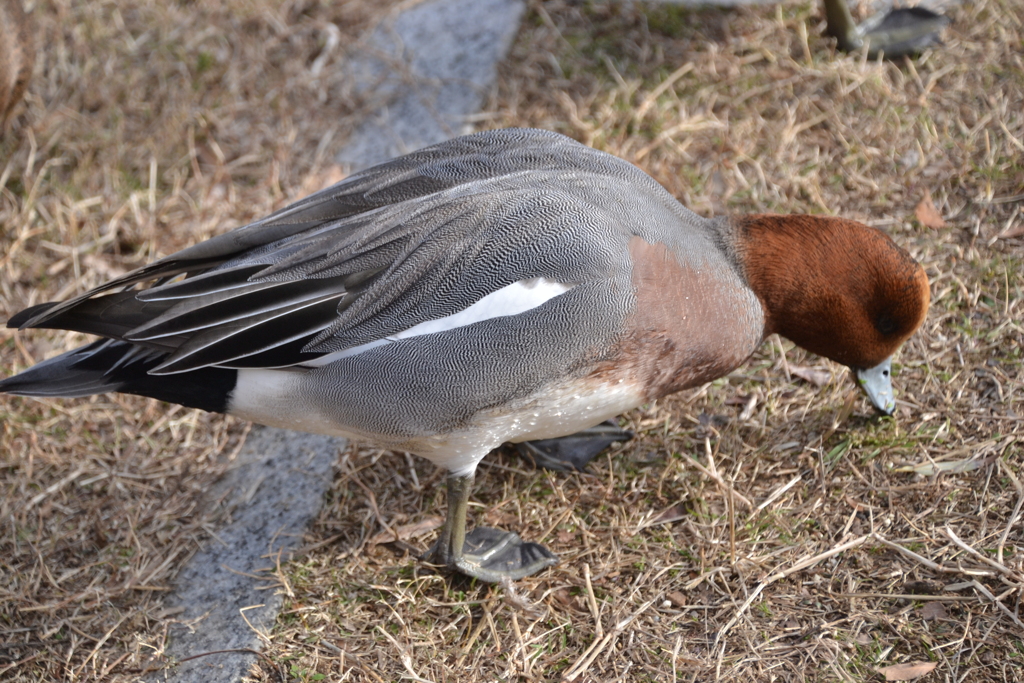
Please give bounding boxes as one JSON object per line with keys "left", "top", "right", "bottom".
{"left": 7, "top": 302, "right": 59, "bottom": 328}
{"left": 0, "top": 340, "right": 236, "bottom": 413}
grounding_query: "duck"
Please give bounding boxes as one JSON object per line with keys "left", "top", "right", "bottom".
{"left": 0, "top": 0, "right": 35, "bottom": 134}
{"left": 0, "top": 128, "right": 930, "bottom": 583}
{"left": 823, "top": 0, "right": 951, "bottom": 58}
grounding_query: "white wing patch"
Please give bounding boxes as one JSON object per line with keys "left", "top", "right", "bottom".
{"left": 302, "top": 277, "right": 576, "bottom": 367}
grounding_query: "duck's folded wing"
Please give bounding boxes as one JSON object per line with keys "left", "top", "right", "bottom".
{"left": 255, "top": 127, "right": 641, "bottom": 235}
{"left": 11, "top": 128, "right": 640, "bottom": 331}
{"left": 10, "top": 167, "right": 629, "bottom": 375}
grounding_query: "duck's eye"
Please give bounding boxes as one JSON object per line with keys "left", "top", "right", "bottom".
{"left": 883, "top": 369, "right": 889, "bottom": 377}
{"left": 875, "top": 312, "right": 898, "bottom": 336}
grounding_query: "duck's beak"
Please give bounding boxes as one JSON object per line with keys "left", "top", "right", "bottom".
{"left": 855, "top": 358, "right": 895, "bottom": 415}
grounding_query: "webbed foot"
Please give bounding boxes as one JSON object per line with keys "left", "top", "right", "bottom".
{"left": 823, "top": 0, "right": 950, "bottom": 58}
{"left": 516, "top": 420, "right": 633, "bottom": 472}
{"left": 424, "top": 527, "right": 557, "bottom": 582}
{"left": 422, "top": 472, "right": 558, "bottom": 582}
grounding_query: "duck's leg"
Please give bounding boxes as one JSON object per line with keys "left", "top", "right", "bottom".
{"left": 423, "top": 472, "right": 558, "bottom": 582}
{"left": 823, "top": 0, "right": 863, "bottom": 52}
{"left": 516, "top": 420, "right": 633, "bottom": 472}
{"left": 823, "top": 0, "right": 950, "bottom": 58}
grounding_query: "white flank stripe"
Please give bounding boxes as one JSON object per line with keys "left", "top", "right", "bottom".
{"left": 303, "top": 277, "right": 575, "bottom": 367}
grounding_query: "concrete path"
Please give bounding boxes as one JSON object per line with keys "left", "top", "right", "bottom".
{"left": 152, "top": 429, "right": 342, "bottom": 682}
{"left": 337, "top": 0, "right": 525, "bottom": 171}
{"left": 152, "top": 1, "right": 525, "bottom": 681}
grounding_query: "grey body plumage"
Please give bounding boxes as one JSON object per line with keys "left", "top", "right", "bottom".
{"left": 7, "top": 128, "right": 760, "bottom": 456}
{"left": 3, "top": 128, "right": 766, "bottom": 581}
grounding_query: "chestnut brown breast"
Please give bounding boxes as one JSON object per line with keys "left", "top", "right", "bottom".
{"left": 595, "top": 235, "right": 764, "bottom": 401}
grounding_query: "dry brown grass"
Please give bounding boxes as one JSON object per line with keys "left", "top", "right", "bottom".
{"left": 1, "top": 0, "right": 399, "bottom": 678}
{"left": 1, "top": 0, "right": 1023, "bottom": 681}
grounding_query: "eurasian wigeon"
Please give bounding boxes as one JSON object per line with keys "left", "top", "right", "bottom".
{"left": 0, "top": 128, "right": 930, "bottom": 582}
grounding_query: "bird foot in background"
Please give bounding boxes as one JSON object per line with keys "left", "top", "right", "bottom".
{"left": 860, "top": 6, "right": 951, "bottom": 58}
{"left": 516, "top": 420, "right": 633, "bottom": 472}
{"left": 823, "top": 0, "right": 951, "bottom": 59}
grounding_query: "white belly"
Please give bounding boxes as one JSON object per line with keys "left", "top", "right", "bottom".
{"left": 228, "top": 368, "right": 644, "bottom": 477}
{"left": 413, "top": 375, "right": 645, "bottom": 476}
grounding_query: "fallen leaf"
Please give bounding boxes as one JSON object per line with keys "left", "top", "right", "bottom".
{"left": 915, "top": 189, "right": 946, "bottom": 229}
{"left": 556, "top": 530, "right": 576, "bottom": 543}
{"left": 892, "top": 455, "right": 995, "bottom": 476}
{"left": 921, "top": 602, "right": 947, "bottom": 621}
{"left": 876, "top": 661, "right": 938, "bottom": 681}
{"left": 367, "top": 517, "right": 443, "bottom": 546}
{"left": 648, "top": 502, "right": 688, "bottom": 527}
{"left": 666, "top": 591, "right": 688, "bottom": 608}
{"left": 789, "top": 364, "right": 832, "bottom": 387}
{"left": 552, "top": 588, "right": 575, "bottom": 609}
{"left": 996, "top": 222, "right": 1024, "bottom": 240}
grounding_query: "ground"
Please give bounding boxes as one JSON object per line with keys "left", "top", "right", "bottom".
{"left": 0, "top": 0, "right": 1022, "bottom": 681}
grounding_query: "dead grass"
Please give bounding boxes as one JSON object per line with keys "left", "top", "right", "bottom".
{"left": 0, "top": 0, "right": 400, "bottom": 679}
{"left": 1, "top": 0, "right": 1022, "bottom": 681}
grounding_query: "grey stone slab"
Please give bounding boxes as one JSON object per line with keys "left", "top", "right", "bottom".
{"left": 336, "top": 0, "right": 526, "bottom": 171}
{"left": 150, "top": 429, "right": 343, "bottom": 682}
